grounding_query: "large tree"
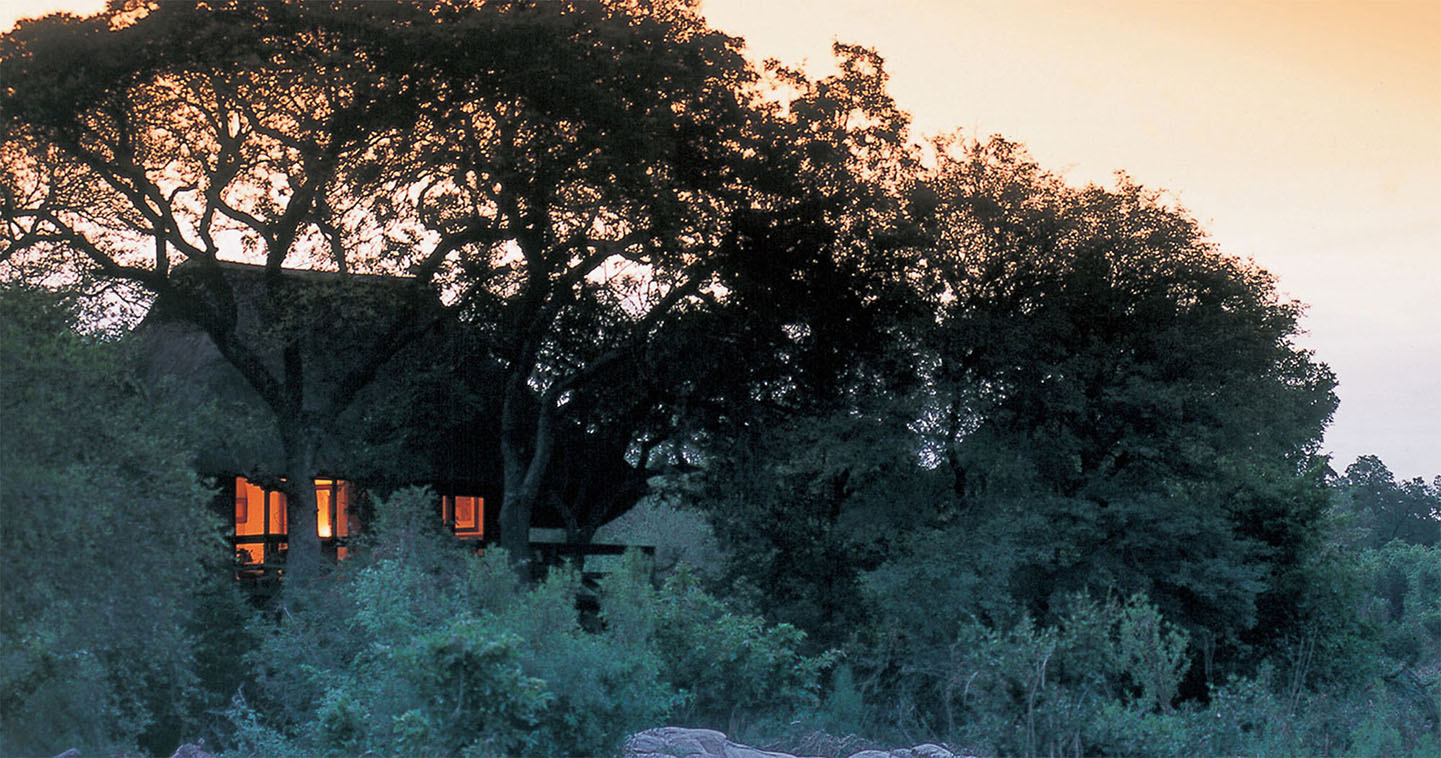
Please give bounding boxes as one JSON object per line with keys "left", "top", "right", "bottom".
{"left": 907, "top": 135, "right": 1339, "bottom": 657}
{"left": 385, "top": 0, "right": 765, "bottom": 563}
{"left": 2, "top": 0, "right": 837, "bottom": 572}
{"left": 1, "top": 0, "right": 444, "bottom": 580}
{"left": 1334, "top": 455, "right": 1440, "bottom": 548}
{"left": 672, "top": 42, "right": 931, "bottom": 648}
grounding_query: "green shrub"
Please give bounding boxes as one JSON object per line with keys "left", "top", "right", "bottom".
{"left": 491, "top": 563, "right": 676, "bottom": 757}
{"left": 1360, "top": 541, "right": 1441, "bottom": 666}
{"left": 0, "top": 286, "right": 219, "bottom": 755}
{"left": 1084, "top": 665, "right": 1441, "bottom": 758}
{"left": 846, "top": 591, "right": 1192, "bottom": 755}
{"left": 226, "top": 492, "right": 827, "bottom": 756}
{"left": 389, "top": 621, "right": 549, "bottom": 755}
{"left": 225, "top": 692, "right": 305, "bottom": 758}
{"left": 647, "top": 566, "right": 834, "bottom": 736}
{"left": 1116, "top": 596, "right": 1191, "bottom": 712}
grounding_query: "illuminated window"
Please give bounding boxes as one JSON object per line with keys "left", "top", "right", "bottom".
{"left": 441, "top": 495, "right": 485, "bottom": 539}
{"left": 314, "top": 479, "right": 356, "bottom": 559}
{"left": 234, "top": 477, "right": 357, "bottom": 566}
{"left": 234, "top": 478, "right": 287, "bottom": 566}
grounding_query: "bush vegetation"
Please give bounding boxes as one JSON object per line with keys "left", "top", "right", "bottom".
{"left": 0, "top": 285, "right": 244, "bottom": 756}
{"left": 215, "top": 488, "right": 829, "bottom": 757}
{"left": 1, "top": 288, "right": 1438, "bottom": 757}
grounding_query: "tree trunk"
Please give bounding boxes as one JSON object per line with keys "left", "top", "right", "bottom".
{"left": 498, "top": 423, "right": 560, "bottom": 577}
{"left": 280, "top": 423, "right": 321, "bottom": 586}
{"left": 498, "top": 377, "right": 561, "bottom": 577}
{"left": 498, "top": 484, "right": 537, "bottom": 575}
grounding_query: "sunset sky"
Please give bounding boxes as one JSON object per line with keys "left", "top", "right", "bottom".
{"left": 698, "top": 0, "right": 1440, "bottom": 479}
{"left": 5, "top": 0, "right": 1438, "bottom": 479}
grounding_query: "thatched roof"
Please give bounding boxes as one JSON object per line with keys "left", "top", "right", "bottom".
{"left": 135, "top": 260, "right": 651, "bottom": 532}
{"left": 135, "top": 261, "right": 450, "bottom": 479}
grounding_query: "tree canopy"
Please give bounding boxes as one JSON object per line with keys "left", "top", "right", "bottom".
{"left": 4, "top": 1, "right": 1341, "bottom": 614}
{"left": 1335, "top": 455, "right": 1441, "bottom": 548}
{"left": 4, "top": 0, "right": 450, "bottom": 578}
{"left": 2, "top": 0, "right": 868, "bottom": 570}
{"left": 693, "top": 134, "right": 1340, "bottom": 681}
{"left": 913, "top": 137, "right": 1338, "bottom": 641}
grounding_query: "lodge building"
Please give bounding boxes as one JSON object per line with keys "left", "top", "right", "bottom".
{"left": 137, "top": 262, "right": 646, "bottom": 579}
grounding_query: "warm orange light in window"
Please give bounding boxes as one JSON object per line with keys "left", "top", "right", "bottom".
{"left": 317, "top": 484, "right": 332, "bottom": 539}
{"left": 235, "top": 477, "right": 356, "bottom": 565}
{"left": 441, "top": 495, "right": 485, "bottom": 538}
{"left": 315, "top": 479, "right": 354, "bottom": 540}
{"left": 234, "top": 478, "right": 286, "bottom": 565}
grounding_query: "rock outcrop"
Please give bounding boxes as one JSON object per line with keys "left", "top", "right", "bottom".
{"left": 622, "top": 727, "right": 966, "bottom": 758}
{"left": 169, "top": 743, "right": 215, "bottom": 758}
{"left": 847, "top": 749, "right": 962, "bottom": 758}
{"left": 624, "top": 728, "right": 806, "bottom": 758}
{"left": 848, "top": 746, "right": 958, "bottom": 758}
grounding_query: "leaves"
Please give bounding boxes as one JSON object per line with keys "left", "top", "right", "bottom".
{"left": 0, "top": 285, "right": 219, "bottom": 755}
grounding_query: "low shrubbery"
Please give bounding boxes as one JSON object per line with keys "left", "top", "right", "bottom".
{"left": 218, "top": 488, "right": 830, "bottom": 757}
{"left": 777, "top": 546, "right": 1441, "bottom": 758}
{"left": 200, "top": 487, "right": 1441, "bottom": 758}
{"left": 0, "top": 286, "right": 238, "bottom": 756}
{"left": 827, "top": 593, "right": 1194, "bottom": 755}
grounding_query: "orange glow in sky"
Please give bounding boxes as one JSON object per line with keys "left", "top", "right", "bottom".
{"left": 5, "top": 0, "right": 1437, "bottom": 478}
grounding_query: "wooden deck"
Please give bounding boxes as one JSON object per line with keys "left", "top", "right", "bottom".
{"left": 232, "top": 536, "right": 655, "bottom": 583}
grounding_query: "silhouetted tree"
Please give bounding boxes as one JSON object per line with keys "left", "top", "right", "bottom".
{"left": 1336, "top": 455, "right": 1440, "bottom": 547}
{"left": 2, "top": 1, "right": 443, "bottom": 580}
{"left": 2, "top": 1, "right": 909, "bottom": 573}
{"left": 910, "top": 135, "right": 1338, "bottom": 654}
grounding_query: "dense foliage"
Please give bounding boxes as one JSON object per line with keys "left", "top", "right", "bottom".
{"left": 2, "top": 2, "right": 1438, "bottom": 756}
{"left": 222, "top": 488, "right": 827, "bottom": 756}
{"left": 0, "top": 285, "right": 240, "bottom": 755}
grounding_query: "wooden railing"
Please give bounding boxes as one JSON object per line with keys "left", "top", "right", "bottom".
{"left": 232, "top": 536, "right": 654, "bottom": 582}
